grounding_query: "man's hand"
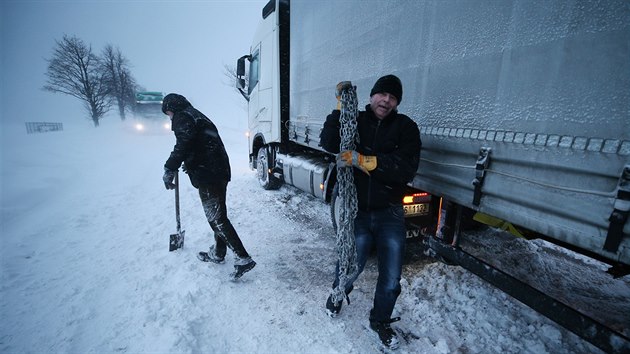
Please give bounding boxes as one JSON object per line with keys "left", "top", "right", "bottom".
{"left": 335, "top": 81, "right": 354, "bottom": 110}
{"left": 336, "top": 150, "right": 377, "bottom": 174}
{"left": 163, "top": 168, "right": 176, "bottom": 190}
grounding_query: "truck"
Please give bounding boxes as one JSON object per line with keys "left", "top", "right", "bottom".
{"left": 132, "top": 91, "right": 170, "bottom": 132}
{"left": 236, "top": 1, "right": 629, "bottom": 350}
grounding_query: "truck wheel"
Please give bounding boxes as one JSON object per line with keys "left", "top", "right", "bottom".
{"left": 256, "top": 147, "right": 281, "bottom": 190}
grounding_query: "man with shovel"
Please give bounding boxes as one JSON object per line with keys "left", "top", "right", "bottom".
{"left": 162, "top": 93, "right": 256, "bottom": 280}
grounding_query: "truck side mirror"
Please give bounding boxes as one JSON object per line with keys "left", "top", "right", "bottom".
{"left": 236, "top": 55, "right": 251, "bottom": 101}
{"left": 237, "top": 56, "right": 247, "bottom": 77}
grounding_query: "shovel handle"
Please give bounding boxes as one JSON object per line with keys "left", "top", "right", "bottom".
{"left": 175, "top": 171, "right": 181, "bottom": 233}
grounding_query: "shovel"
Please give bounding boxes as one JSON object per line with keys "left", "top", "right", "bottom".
{"left": 169, "top": 171, "right": 185, "bottom": 251}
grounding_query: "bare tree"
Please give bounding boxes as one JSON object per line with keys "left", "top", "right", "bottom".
{"left": 101, "top": 44, "right": 137, "bottom": 120}
{"left": 43, "top": 35, "right": 111, "bottom": 127}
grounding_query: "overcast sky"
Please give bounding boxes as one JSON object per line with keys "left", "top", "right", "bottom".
{"left": 1, "top": 0, "right": 267, "bottom": 129}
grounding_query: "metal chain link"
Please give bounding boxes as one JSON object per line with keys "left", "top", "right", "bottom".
{"left": 331, "top": 86, "right": 360, "bottom": 305}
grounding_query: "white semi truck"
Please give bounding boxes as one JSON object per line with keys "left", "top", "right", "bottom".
{"left": 236, "top": 1, "right": 629, "bottom": 350}
{"left": 237, "top": 0, "right": 629, "bottom": 267}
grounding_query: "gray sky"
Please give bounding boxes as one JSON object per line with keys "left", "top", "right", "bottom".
{"left": 1, "top": 0, "right": 267, "bottom": 128}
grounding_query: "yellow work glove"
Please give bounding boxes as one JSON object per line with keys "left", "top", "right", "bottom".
{"left": 335, "top": 81, "right": 353, "bottom": 110}
{"left": 336, "top": 150, "right": 377, "bottom": 175}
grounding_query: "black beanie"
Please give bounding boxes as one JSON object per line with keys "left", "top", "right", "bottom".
{"left": 162, "top": 93, "right": 191, "bottom": 114}
{"left": 370, "top": 75, "right": 403, "bottom": 104}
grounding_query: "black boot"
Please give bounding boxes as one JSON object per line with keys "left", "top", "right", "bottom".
{"left": 369, "top": 317, "right": 401, "bottom": 349}
{"left": 197, "top": 245, "right": 225, "bottom": 264}
{"left": 325, "top": 286, "right": 353, "bottom": 318}
{"left": 231, "top": 257, "right": 256, "bottom": 280}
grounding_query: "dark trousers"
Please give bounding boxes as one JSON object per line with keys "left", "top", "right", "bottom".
{"left": 333, "top": 205, "right": 406, "bottom": 322}
{"left": 198, "top": 182, "right": 249, "bottom": 259}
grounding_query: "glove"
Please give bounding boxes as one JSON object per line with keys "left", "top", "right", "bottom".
{"left": 336, "top": 150, "right": 377, "bottom": 175}
{"left": 335, "top": 81, "right": 354, "bottom": 110}
{"left": 163, "top": 168, "right": 176, "bottom": 190}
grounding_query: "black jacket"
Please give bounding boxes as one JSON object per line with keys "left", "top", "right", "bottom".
{"left": 320, "top": 105, "right": 421, "bottom": 210}
{"left": 164, "top": 100, "right": 231, "bottom": 188}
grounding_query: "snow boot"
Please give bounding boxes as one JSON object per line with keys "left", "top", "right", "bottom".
{"left": 325, "top": 286, "right": 353, "bottom": 318}
{"left": 197, "top": 245, "right": 225, "bottom": 264}
{"left": 231, "top": 257, "right": 256, "bottom": 280}
{"left": 325, "top": 295, "right": 343, "bottom": 317}
{"left": 369, "top": 317, "right": 401, "bottom": 350}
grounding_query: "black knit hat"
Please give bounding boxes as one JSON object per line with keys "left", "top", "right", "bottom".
{"left": 370, "top": 75, "right": 403, "bottom": 104}
{"left": 162, "top": 93, "right": 191, "bottom": 114}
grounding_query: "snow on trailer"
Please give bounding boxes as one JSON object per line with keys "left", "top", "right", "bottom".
{"left": 237, "top": 0, "right": 630, "bottom": 352}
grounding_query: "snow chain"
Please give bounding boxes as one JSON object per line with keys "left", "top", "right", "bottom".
{"left": 331, "top": 86, "right": 360, "bottom": 305}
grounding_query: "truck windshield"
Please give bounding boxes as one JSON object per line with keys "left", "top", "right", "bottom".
{"left": 135, "top": 92, "right": 164, "bottom": 119}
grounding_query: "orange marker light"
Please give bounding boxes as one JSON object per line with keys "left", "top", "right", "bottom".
{"left": 402, "top": 192, "right": 429, "bottom": 204}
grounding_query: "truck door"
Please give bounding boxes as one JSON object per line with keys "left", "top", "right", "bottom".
{"left": 247, "top": 46, "right": 262, "bottom": 150}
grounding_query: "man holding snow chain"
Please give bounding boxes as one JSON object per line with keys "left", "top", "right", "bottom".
{"left": 161, "top": 93, "right": 256, "bottom": 280}
{"left": 319, "top": 75, "right": 421, "bottom": 349}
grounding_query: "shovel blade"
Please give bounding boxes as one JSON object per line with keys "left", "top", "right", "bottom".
{"left": 169, "top": 230, "right": 185, "bottom": 252}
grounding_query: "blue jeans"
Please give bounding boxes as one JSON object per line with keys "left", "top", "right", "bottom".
{"left": 332, "top": 205, "right": 406, "bottom": 322}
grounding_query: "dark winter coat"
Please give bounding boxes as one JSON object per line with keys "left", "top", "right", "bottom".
{"left": 163, "top": 94, "right": 231, "bottom": 188}
{"left": 320, "top": 105, "right": 421, "bottom": 210}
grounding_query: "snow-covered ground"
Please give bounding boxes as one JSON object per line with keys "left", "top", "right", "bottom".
{"left": 1, "top": 116, "right": 626, "bottom": 353}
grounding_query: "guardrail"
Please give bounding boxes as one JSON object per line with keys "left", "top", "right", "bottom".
{"left": 25, "top": 122, "right": 63, "bottom": 134}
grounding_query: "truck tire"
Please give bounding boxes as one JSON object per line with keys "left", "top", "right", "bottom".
{"left": 256, "top": 147, "right": 281, "bottom": 190}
